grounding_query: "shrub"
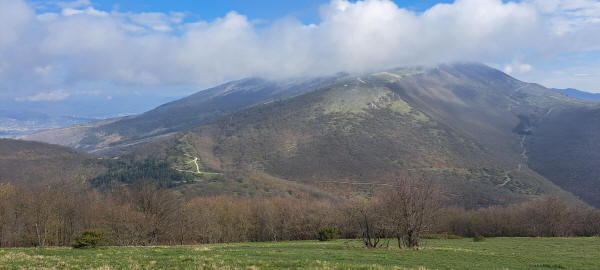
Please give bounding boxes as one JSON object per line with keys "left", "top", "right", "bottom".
{"left": 473, "top": 234, "right": 485, "bottom": 242}
{"left": 72, "top": 230, "right": 106, "bottom": 248}
{"left": 318, "top": 227, "right": 339, "bottom": 241}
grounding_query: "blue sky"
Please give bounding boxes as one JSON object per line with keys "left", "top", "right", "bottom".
{"left": 80, "top": 0, "right": 454, "bottom": 23}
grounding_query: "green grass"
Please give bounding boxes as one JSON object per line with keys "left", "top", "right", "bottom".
{"left": 1, "top": 238, "right": 599, "bottom": 269}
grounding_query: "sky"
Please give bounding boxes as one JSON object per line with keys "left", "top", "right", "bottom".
{"left": 1, "top": 0, "right": 599, "bottom": 106}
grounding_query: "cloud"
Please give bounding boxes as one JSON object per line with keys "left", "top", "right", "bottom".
{"left": 16, "top": 89, "right": 70, "bottom": 102}
{"left": 0, "top": 0, "right": 599, "bottom": 97}
{"left": 504, "top": 62, "right": 533, "bottom": 74}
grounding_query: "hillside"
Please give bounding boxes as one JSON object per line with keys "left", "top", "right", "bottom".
{"left": 22, "top": 77, "right": 339, "bottom": 156}
{"left": 0, "top": 139, "right": 207, "bottom": 191}
{"left": 132, "top": 64, "right": 588, "bottom": 208}
{"left": 527, "top": 106, "right": 600, "bottom": 207}
{"left": 0, "top": 139, "right": 101, "bottom": 186}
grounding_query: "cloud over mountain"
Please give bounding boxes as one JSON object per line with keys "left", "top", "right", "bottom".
{"left": 0, "top": 0, "right": 599, "bottom": 97}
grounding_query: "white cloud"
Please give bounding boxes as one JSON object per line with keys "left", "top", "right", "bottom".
{"left": 62, "top": 7, "right": 108, "bottom": 17}
{"left": 1, "top": 0, "right": 599, "bottom": 97}
{"left": 0, "top": 0, "right": 33, "bottom": 49}
{"left": 16, "top": 89, "right": 70, "bottom": 102}
{"left": 504, "top": 62, "right": 534, "bottom": 74}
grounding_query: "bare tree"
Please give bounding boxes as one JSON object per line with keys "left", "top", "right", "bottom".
{"left": 382, "top": 177, "right": 440, "bottom": 249}
{"left": 126, "top": 181, "right": 181, "bottom": 245}
{"left": 348, "top": 196, "right": 387, "bottom": 248}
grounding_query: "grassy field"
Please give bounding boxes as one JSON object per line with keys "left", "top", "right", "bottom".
{"left": 0, "top": 237, "right": 599, "bottom": 269}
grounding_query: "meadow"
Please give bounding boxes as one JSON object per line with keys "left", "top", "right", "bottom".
{"left": 0, "top": 237, "right": 599, "bottom": 269}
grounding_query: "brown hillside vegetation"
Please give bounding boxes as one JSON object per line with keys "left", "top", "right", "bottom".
{"left": 0, "top": 139, "right": 101, "bottom": 186}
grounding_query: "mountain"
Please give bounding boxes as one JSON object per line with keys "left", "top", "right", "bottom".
{"left": 21, "top": 76, "right": 339, "bottom": 156}
{"left": 552, "top": 88, "right": 600, "bottom": 101}
{"left": 18, "top": 63, "right": 600, "bottom": 208}
{"left": 130, "top": 63, "right": 591, "bottom": 208}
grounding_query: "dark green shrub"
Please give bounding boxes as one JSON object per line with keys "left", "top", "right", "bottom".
{"left": 473, "top": 234, "right": 485, "bottom": 242}
{"left": 318, "top": 227, "right": 339, "bottom": 241}
{"left": 72, "top": 230, "right": 106, "bottom": 248}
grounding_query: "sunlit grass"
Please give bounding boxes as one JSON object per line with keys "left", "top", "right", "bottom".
{"left": 1, "top": 237, "right": 599, "bottom": 269}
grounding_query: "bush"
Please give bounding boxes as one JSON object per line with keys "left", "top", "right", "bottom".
{"left": 318, "top": 227, "right": 339, "bottom": 241}
{"left": 473, "top": 234, "right": 485, "bottom": 242}
{"left": 72, "top": 230, "right": 106, "bottom": 248}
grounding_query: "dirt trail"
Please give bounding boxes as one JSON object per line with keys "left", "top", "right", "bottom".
{"left": 499, "top": 174, "right": 512, "bottom": 187}
{"left": 174, "top": 154, "right": 202, "bottom": 174}
{"left": 192, "top": 157, "right": 201, "bottom": 174}
{"left": 498, "top": 84, "right": 535, "bottom": 187}
{"left": 175, "top": 155, "right": 222, "bottom": 175}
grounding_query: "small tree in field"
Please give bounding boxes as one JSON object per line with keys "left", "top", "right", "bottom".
{"left": 382, "top": 177, "right": 440, "bottom": 249}
{"left": 348, "top": 197, "right": 387, "bottom": 248}
{"left": 72, "top": 230, "right": 106, "bottom": 248}
{"left": 318, "top": 227, "right": 339, "bottom": 241}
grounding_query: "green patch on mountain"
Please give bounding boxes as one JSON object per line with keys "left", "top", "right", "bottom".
{"left": 88, "top": 158, "right": 196, "bottom": 188}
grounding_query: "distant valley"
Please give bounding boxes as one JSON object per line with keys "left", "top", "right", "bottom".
{"left": 0, "top": 94, "right": 180, "bottom": 137}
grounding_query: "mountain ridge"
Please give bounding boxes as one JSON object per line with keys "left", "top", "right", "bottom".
{"left": 14, "top": 63, "right": 600, "bottom": 208}
{"left": 20, "top": 76, "right": 342, "bottom": 156}
{"left": 129, "top": 63, "right": 588, "bottom": 207}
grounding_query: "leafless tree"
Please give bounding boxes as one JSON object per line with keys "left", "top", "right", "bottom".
{"left": 381, "top": 177, "right": 440, "bottom": 249}
{"left": 348, "top": 196, "right": 387, "bottom": 248}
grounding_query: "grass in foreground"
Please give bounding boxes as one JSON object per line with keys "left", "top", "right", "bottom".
{"left": 0, "top": 237, "right": 599, "bottom": 269}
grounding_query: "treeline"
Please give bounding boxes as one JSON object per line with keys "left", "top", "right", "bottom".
{"left": 439, "top": 197, "right": 600, "bottom": 237}
{"left": 0, "top": 180, "right": 599, "bottom": 248}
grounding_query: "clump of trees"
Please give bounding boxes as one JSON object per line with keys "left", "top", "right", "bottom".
{"left": 381, "top": 178, "right": 439, "bottom": 249}
{"left": 0, "top": 179, "right": 599, "bottom": 248}
{"left": 350, "top": 178, "right": 440, "bottom": 249}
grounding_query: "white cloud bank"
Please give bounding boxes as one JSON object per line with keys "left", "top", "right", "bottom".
{"left": 0, "top": 0, "right": 599, "bottom": 97}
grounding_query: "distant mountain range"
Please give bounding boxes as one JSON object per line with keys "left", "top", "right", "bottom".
{"left": 11, "top": 63, "right": 600, "bottom": 208}
{"left": 552, "top": 88, "right": 600, "bottom": 101}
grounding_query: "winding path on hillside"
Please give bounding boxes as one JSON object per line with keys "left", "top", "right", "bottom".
{"left": 191, "top": 157, "right": 201, "bottom": 174}
{"left": 174, "top": 154, "right": 222, "bottom": 175}
{"left": 499, "top": 95, "right": 556, "bottom": 187}
{"left": 498, "top": 84, "right": 534, "bottom": 187}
